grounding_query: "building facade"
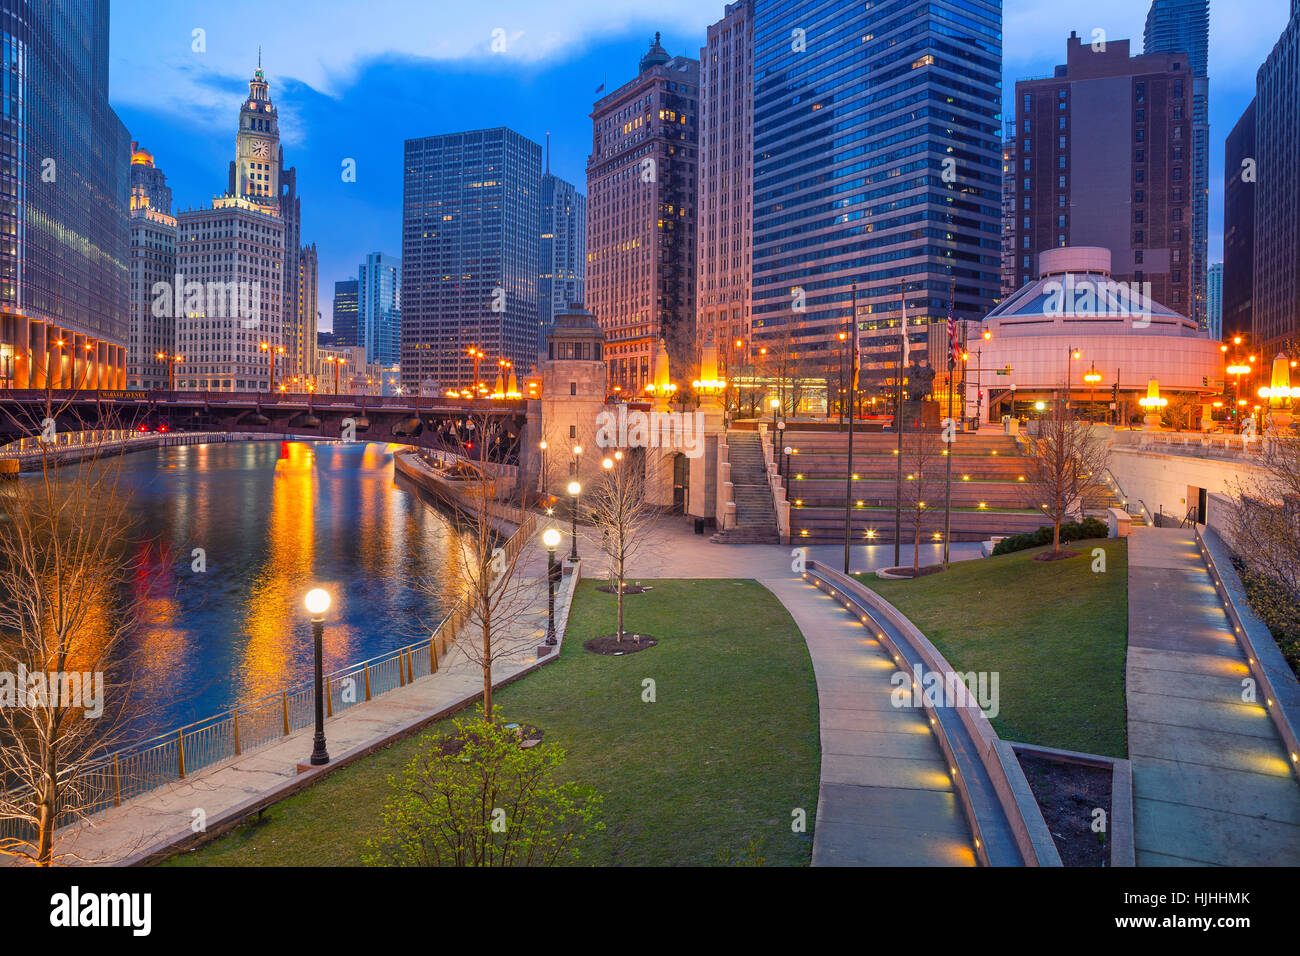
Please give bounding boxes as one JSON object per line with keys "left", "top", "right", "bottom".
{"left": 127, "top": 144, "right": 177, "bottom": 389}
{"left": 401, "top": 127, "right": 541, "bottom": 394}
{"left": 696, "top": 1, "right": 754, "bottom": 384}
{"left": 1001, "top": 122, "right": 1018, "bottom": 298}
{"left": 332, "top": 278, "right": 359, "bottom": 346}
{"left": 1222, "top": 99, "right": 1255, "bottom": 342}
{"left": 1144, "top": 0, "right": 1210, "bottom": 330}
{"left": 1252, "top": 5, "right": 1300, "bottom": 352}
{"left": 586, "top": 35, "right": 699, "bottom": 392}
{"left": 358, "top": 251, "right": 400, "bottom": 367}
{"left": 0, "top": 0, "right": 130, "bottom": 389}
{"left": 1014, "top": 35, "right": 1194, "bottom": 317}
{"left": 1206, "top": 260, "right": 1222, "bottom": 341}
{"left": 752, "top": 0, "right": 1002, "bottom": 403}
{"left": 539, "top": 160, "right": 586, "bottom": 356}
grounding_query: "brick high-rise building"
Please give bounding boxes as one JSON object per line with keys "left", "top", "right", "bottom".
{"left": 586, "top": 34, "right": 699, "bottom": 392}
{"left": 127, "top": 144, "right": 177, "bottom": 389}
{"left": 1014, "top": 34, "right": 1194, "bottom": 316}
{"left": 696, "top": 1, "right": 753, "bottom": 379}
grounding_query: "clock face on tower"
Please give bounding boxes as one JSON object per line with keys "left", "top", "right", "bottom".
{"left": 250, "top": 139, "right": 270, "bottom": 158}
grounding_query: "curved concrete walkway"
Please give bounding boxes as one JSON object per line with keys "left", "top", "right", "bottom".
{"left": 1126, "top": 527, "right": 1300, "bottom": 865}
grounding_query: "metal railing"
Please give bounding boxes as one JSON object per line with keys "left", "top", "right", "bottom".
{"left": 0, "top": 508, "right": 538, "bottom": 842}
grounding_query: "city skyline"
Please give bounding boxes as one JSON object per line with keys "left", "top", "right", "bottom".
{"left": 108, "top": 1, "right": 1290, "bottom": 328}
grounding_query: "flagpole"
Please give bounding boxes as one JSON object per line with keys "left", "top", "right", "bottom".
{"left": 843, "top": 280, "right": 857, "bottom": 574}
{"left": 943, "top": 277, "right": 955, "bottom": 569}
{"left": 893, "top": 284, "right": 905, "bottom": 568}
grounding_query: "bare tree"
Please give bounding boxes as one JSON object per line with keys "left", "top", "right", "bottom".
{"left": 899, "top": 426, "right": 944, "bottom": 572}
{"left": 0, "top": 407, "right": 154, "bottom": 865}
{"left": 585, "top": 450, "right": 661, "bottom": 643}
{"left": 1228, "top": 433, "right": 1300, "bottom": 594}
{"left": 1022, "top": 396, "right": 1110, "bottom": 555}
{"left": 422, "top": 414, "right": 539, "bottom": 721}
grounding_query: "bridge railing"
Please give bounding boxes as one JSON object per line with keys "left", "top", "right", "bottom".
{"left": 0, "top": 509, "right": 538, "bottom": 850}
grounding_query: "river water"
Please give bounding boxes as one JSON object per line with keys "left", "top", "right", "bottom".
{"left": 109, "top": 439, "right": 456, "bottom": 735}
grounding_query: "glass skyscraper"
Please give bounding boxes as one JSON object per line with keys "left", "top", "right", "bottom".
{"left": 333, "top": 279, "right": 359, "bottom": 347}
{"left": 1144, "top": 0, "right": 1209, "bottom": 330}
{"left": 539, "top": 161, "right": 586, "bottom": 355}
{"left": 401, "top": 127, "right": 541, "bottom": 393}
{"left": 358, "top": 251, "right": 401, "bottom": 367}
{"left": 751, "top": 0, "right": 1002, "bottom": 399}
{"left": 0, "top": 0, "right": 131, "bottom": 388}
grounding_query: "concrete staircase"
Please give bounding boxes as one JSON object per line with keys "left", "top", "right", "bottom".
{"left": 712, "top": 431, "right": 780, "bottom": 544}
{"left": 1084, "top": 485, "right": 1148, "bottom": 526}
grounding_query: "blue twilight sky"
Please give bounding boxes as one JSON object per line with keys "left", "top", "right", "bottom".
{"left": 109, "top": 0, "right": 1289, "bottom": 331}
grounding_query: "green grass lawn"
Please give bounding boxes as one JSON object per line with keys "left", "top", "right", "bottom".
{"left": 856, "top": 540, "right": 1129, "bottom": 758}
{"left": 163, "top": 578, "right": 820, "bottom": 867}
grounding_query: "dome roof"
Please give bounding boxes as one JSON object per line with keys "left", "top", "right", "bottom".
{"left": 639, "top": 32, "right": 670, "bottom": 73}
{"left": 131, "top": 147, "right": 155, "bottom": 167}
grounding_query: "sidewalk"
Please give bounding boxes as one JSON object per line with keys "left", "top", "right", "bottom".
{"left": 1126, "top": 528, "right": 1300, "bottom": 865}
{"left": 48, "top": 574, "right": 578, "bottom": 866}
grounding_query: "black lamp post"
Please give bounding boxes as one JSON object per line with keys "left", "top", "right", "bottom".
{"left": 304, "top": 588, "right": 332, "bottom": 766}
{"left": 783, "top": 444, "right": 792, "bottom": 481}
{"left": 567, "top": 480, "right": 581, "bottom": 561}
{"left": 543, "top": 528, "right": 561, "bottom": 644}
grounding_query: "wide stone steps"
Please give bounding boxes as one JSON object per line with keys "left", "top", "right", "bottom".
{"left": 713, "top": 431, "right": 780, "bottom": 545}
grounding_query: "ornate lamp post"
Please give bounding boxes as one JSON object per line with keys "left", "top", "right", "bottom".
{"left": 542, "top": 528, "right": 562, "bottom": 645}
{"left": 1139, "top": 377, "right": 1168, "bottom": 431}
{"left": 304, "top": 588, "right": 332, "bottom": 766}
{"left": 1259, "top": 353, "right": 1299, "bottom": 433}
{"left": 567, "top": 480, "right": 581, "bottom": 562}
{"left": 1084, "top": 365, "right": 1103, "bottom": 422}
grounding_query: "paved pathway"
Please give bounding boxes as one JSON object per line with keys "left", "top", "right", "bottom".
{"left": 1126, "top": 527, "right": 1300, "bottom": 866}
{"left": 48, "top": 577, "right": 574, "bottom": 866}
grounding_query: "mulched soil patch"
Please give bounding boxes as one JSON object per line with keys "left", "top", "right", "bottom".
{"left": 596, "top": 582, "right": 653, "bottom": 594}
{"left": 435, "top": 723, "right": 543, "bottom": 757}
{"left": 1016, "top": 752, "right": 1112, "bottom": 866}
{"left": 881, "top": 565, "right": 946, "bottom": 578}
{"left": 1033, "top": 549, "right": 1082, "bottom": 562}
{"left": 583, "top": 634, "right": 659, "bottom": 655}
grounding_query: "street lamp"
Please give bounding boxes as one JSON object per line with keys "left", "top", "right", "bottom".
{"left": 1084, "top": 365, "right": 1103, "bottom": 422}
{"left": 567, "top": 480, "right": 581, "bottom": 561}
{"left": 770, "top": 396, "right": 780, "bottom": 432}
{"left": 542, "top": 528, "right": 562, "bottom": 645}
{"left": 538, "top": 440, "right": 547, "bottom": 493}
{"left": 303, "top": 588, "right": 332, "bottom": 766}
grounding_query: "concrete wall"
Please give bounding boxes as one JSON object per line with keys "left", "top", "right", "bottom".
{"left": 1107, "top": 443, "right": 1271, "bottom": 528}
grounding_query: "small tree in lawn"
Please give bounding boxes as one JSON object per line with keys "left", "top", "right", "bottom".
{"left": 1022, "top": 394, "right": 1110, "bottom": 555}
{"left": 423, "top": 413, "right": 537, "bottom": 721}
{"left": 899, "top": 425, "right": 943, "bottom": 572}
{"left": 365, "top": 709, "right": 603, "bottom": 866}
{"left": 585, "top": 450, "right": 660, "bottom": 643}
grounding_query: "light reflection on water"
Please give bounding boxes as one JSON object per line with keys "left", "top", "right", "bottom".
{"left": 117, "top": 440, "right": 455, "bottom": 734}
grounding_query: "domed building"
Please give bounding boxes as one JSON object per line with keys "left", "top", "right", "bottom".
{"left": 971, "top": 247, "right": 1223, "bottom": 424}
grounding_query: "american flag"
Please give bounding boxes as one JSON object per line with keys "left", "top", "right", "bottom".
{"left": 947, "top": 311, "right": 961, "bottom": 370}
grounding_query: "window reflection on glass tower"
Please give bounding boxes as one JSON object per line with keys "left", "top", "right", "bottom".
{"left": 0, "top": 0, "right": 131, "bottom": 389}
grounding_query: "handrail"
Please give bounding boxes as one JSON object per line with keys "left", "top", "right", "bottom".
{"left": 0, "top": 508, "right": 538, "bottom": 840}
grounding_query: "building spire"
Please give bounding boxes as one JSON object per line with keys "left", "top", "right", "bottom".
{"left": 258, "top": 45, "right": 262, "bottom": 70}
{"left": 545, "top": 132, "right": 550, "bottom": 175}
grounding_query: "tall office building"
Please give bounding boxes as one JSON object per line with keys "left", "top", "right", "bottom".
{"left": 1252, "top": 5, "right": 1300, "bottom": 352}
{"left": 127, "top": 144, "right": 177, "bottom": 389}
{"left": 1144, "top": 0, "right": 1210, "bottom": 329}
{"left": 358, "top": 251, "right": 400, "bottom": 367}
{"left": 1222, "top": 99, "right": 1255, "bottom": 341}
{"left": 0, "top": 0, "right": 130, "bottom": 389}
{"left": 1206, "top": 261, "right": 1222, "bottom": 341}
{"left": 1014, "top": 35, "right": 1194, "bottom": 316}
{"left": 1001, "top": 123, "right": 1018, "bottom": 298}
{"left": 333, "top": 278, "right": 359, "bottom": 347}
{"left": 176, "top": 63, "right": 298, "bottom": 391}
{"left": 587, "top": 35, "right": 699, "bottom": 391}
{"left": 697, "top": 1, "right": 753, "bottom": 376}
{"left": 401, "top": 127, "right": 541, "bottom": 393}
{"left": 539, "top": 151, "right": 586, "bottom": 354}
{"left": 752, "top": 0, "right": 1002, "bottom": 397}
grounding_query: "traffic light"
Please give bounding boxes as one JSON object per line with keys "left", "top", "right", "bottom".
{"left": 1112, "top": 383, "right": 1119, "bottom": 402}
{"left": 1202, "top": 376, "right": 1208, "bottom": 387}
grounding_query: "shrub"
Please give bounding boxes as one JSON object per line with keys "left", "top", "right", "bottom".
{"left": 1235, "top": 561, "right": 1300, "bottom": 678}
{"left": 365, "top": 710, "right": 603, "bottom": 867}
{"left": 992, "top": 518, "right": 1110, "bottom": 556}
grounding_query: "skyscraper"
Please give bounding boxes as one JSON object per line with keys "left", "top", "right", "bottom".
{"left": 1014, "top": 35, "right": 1194, "bottom": 316}
{"left": 333, "top": 279, "right": 359, "bottom": 347}
{"left": 752, "top": 0, "right": 1002, "bottom": 398}
{"left": 401, "top": 127, "right": 541, "bottom": 393}
{"left": 1222, "top": 99, "right": 1255, "bottom": 341}
{"left": 358, "top": 252, "right": 400, "bottom": 367}
{"left": 1144, "top": 0, "right": 1210, "bottom": 330}
{"left": 0, "top": 0, "right": 131, "bottom": 389}
{"left": 127, "top": 144, "right": 177, "bottom": 389}
{"left": 539, "top": 148, "right": 586, "bottom": 355}
{"left": 1001, "top": 122, "right": 1018, "bottom": 299}
{"left": 1252, "top": 6, "right": 1300, "bottom": 352}
{"left": 1206, "top": 261, "right": 1222, "bottom": 341}
{"left": 697, "top": 1, "right": 753, "bottom": 378}
{"left": 587, "top": 35, "right": 699, "bottom": 391}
